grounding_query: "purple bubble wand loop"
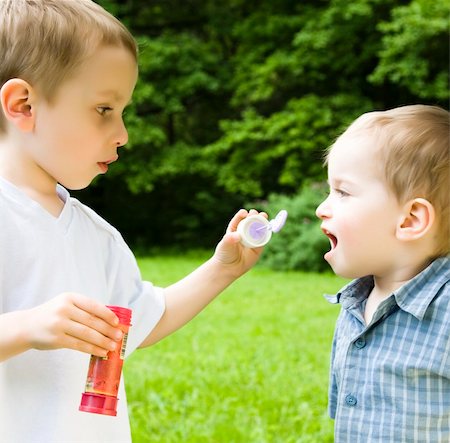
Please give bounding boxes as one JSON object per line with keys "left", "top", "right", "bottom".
{"left": 237, "top": 209, "right": 288, "bottom": 248}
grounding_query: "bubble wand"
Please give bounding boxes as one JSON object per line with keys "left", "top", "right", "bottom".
{"left": 237, "top": 210, "right": 288, "bottom": 248}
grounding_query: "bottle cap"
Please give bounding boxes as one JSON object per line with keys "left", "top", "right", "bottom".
{"left": 237, "top": 210, "right": 288, "bottom": 248}
{"left": 106, "top": 306, "right": 132, "bottom": 326}
{"left": 79, "top": 392, "right": 118, "bottom": 416}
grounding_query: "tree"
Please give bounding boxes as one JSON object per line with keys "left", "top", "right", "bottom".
{"left": 81, "top": 0, "right": 448, "bottom": 250}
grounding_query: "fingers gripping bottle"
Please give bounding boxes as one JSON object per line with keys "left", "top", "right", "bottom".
{"left": 79, "top": 306, "right": 132, "bottom": 416}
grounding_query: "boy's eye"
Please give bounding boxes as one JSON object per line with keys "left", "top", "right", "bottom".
{"left": 335, "top": 188, "right": 349, "bottom": 197}
{"left": 96, "top": 106, "right": 113, "bottom": 116}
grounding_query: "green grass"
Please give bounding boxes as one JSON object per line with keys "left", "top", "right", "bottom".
{"left": 125, "top": 254, "right": 346, "bottom": 442}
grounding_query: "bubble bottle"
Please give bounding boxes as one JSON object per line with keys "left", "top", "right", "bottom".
{"left": 79, "top": 306, "right": 132, "bottom": 416}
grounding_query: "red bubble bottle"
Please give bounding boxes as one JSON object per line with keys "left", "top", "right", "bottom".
{"left": 79, "top": 306, "right": 132, "bottom": 416}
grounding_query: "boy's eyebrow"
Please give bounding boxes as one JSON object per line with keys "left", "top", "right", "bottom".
{"left": 328, "top": 177, "right": 355, "bottom": 187}
{"left": 97, "top": 89, "right": 121, "bottom": 99}
{"left": 97, "top": 89, "right": 133, "bottom": 105}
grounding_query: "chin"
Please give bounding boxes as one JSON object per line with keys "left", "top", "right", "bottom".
{"left": 58, "top": 176, "right": 96, "bottom": 191}
{"left": 58, "top": 178, "right": 95, "bottom": 191}
{"left": 327, "top": 260, "right": 367, "bottom": 280}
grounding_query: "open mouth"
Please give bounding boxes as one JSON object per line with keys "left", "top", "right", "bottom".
{"left": 322, "top": 229, "right": 338, "bottom": 249}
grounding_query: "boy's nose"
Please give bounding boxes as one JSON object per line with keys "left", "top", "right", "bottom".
{"left": 115, "top": 120, "right": 129, "bottom": 147}
{"left": 316, "top": 198, "right": 330, "bottom": 220}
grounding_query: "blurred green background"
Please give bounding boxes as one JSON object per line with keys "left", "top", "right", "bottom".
{"left": 76, "top": 0, "right": 449, "bottom": 271}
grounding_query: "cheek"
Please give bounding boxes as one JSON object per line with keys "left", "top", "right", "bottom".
{"left": 339, "top": 218, "right": 363, "bottom": 247}
{"left": 37, "top": 110, "right": 74, "bottom": 145}
{"left": 343, "top": 208, "right": 395, "bottom": 249}
{"left": 337, "top": 207, "right": 377, "bottom": 244}
{"left": 57, "top": 117, "right": 96, "bottom": 149}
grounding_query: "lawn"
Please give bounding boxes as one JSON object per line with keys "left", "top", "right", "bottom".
{"left": 124, "top": 253, "right": 347, "bottom": 442}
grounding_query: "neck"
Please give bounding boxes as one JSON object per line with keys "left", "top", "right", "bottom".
{"left": 364, "top": 255, "right": 435, "bottom": 325}
{"left": 372, "top": 256, "right": 434, "bottom": 298}
{"left": 0, "top": 139, "right": 63, "bottom": 216}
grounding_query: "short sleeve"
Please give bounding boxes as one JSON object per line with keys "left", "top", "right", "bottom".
{"left": 103, "top": 230, "right": 166, "bottom": 356}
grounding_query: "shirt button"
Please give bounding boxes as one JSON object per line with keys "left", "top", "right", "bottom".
{"left": 345, "top": 394, "right": 357, "bottom": 406}
{"left": 354, "top": 337, "right": 366, "bottom": 349}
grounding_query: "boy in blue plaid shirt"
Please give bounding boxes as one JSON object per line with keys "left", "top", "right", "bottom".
{"left": 316, "top": 105, "right": 449, "bottom": 442}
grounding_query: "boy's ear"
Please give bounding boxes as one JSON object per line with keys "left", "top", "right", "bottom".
{"left": 0, "top": 78, "right": 36, "bottom": 132}
{"left": 396, "top": 198, "right": 435, "bottom": 242}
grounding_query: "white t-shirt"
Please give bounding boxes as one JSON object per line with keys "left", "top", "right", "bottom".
{"left": 0, "top": 177, "right": 165, "bottom": 443}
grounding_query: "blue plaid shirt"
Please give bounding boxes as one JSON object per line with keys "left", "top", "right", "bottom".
{"left": 326, "top": 257, "right": 450, "bottom": 442}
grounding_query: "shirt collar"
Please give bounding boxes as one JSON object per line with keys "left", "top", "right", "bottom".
{"left": 325, "top": 257, "right": 450, "bottom": 321}
{"left": 0, "top": 176, "right": 73, "bottom": 232}
{"left": 324, "top": 276, "right": 373, "bottom": 308}
{"left": 393, "top": 256, "right": 450, "bottom": 320}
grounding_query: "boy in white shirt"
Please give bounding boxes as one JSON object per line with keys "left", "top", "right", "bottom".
{"left": 0, "top": 1, "right": 265, "bottom": 441}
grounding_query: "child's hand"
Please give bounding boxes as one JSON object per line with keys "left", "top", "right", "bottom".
{"left": 212, "top": 209, "right": 267, "bottom": 277}
{"left": 24, "top": 293, "right": 123, "bottom": 357}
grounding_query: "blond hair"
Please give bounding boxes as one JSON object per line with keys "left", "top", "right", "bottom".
{"left": 0, "top": 0, "right": 137, "bottom": 133}
{"left": 331, "top": 105, "right": 450, "bottom": 256}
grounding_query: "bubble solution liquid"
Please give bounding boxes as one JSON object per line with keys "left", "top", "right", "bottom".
{"left": 79, "top": 306, "right": 132, "bottom": 416}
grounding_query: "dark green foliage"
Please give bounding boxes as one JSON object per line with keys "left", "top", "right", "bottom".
{"left": 204, "top": 94, "right": 371, "bottom": 197}
{"left": 369, "top": 0, "right": 450, "bottom": 101}
{"left": 84, "top": 0, "right": 449, "bottom": 267}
